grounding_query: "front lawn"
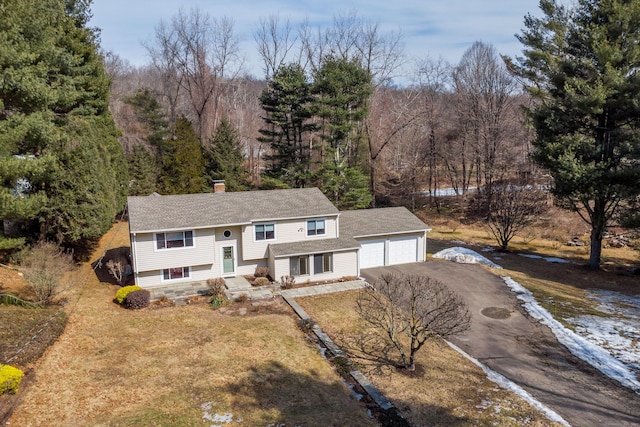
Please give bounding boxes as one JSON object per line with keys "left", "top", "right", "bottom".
{"left": 6, "top": 223, "right": 375, "bottom": 427}
{"left": 298, "top": 291, "right": 565, "bottom": 427}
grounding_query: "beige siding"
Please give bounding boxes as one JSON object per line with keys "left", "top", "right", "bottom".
{"left": 272, "top": 257, "right": 291, "bottom": 280}
{"left": 241, "top": 216, "right": 338, "bottom": 261}
{"left": 267, "top": 257, "right": 277, "bottom": 280}
{"left": 330, "top": 250, "right": 359, "bottom": 278}
{"left": 133, "top": 229, "right": 215, "bottom": 272}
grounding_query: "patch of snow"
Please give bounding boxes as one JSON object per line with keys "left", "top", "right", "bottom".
{"left": 433, "top": 247, "right": 503, "bottom": 269}
{"left": 569, "top": 316, "right": 640, "bottom": 371}
{"left": 481, "top": 247, "right": 495, "bottom": 252}
{"left": 315, "top": 343, "right": 327, "bottom": 359}
{"left": 566, "top": 289, "right": 640, "bottom": 375}
{"left": 518, "top": 253, "right": 570, "bottom": 264}
{"left": 588, "top": 290, "right": 640, "bottom": 320}
{"left": 447, "top": 341, "right": 571, "bottom": 427}
{"left": 201, "top": 402, "right": 235, "bottom": 426}
{"left": 347, "top": 383, "right": 364, "bottom": 401}
{"left": 502, "top": 277, "right": 640, "bottom": 394}
{"left": 476, "top": 399, "right": 493, "bottom": 409}
{"left": 213, "top": 414, "right": 234, "bottom": 423}
{"left": 450, "top": 240, "right": 469, "bottom": 245}
{"left": 423, "top": 186, "right": 478, "bottom": 197}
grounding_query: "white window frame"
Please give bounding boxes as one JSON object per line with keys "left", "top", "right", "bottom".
{"left": 155, "top": 230, "right": 195, "bottom": 251}
{"left": 306, "top": 218, "right": 326, "bottom": 237}
{"left": 161, "top": 266, "right": 191, "bottom": 282}
{"left": 313, "top": 253, "right": 333, "bottom": 274}
{"left": 290, "top": 255, "right": 309, "bottom": 276}
{"left": 299, "top": 255, "right": 309, "bottom": 276}
{"left": 254, "top": 223, "right": 276, "bottom": 241}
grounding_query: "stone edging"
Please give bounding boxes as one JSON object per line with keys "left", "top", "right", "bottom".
{"left": 282, "top": 295, "right": 394, "bottom": 411}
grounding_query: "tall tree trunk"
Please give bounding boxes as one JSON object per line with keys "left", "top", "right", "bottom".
{"left": 589, "top": 198, "right": 606, "bottom": 269}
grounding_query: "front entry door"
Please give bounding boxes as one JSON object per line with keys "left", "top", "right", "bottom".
{"left": 222, "top": 246, "right": 235, "bottom": 275}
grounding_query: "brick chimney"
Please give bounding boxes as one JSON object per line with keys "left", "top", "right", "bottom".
{"left": 213, "top": 180, "right": 226, "bottom": 193}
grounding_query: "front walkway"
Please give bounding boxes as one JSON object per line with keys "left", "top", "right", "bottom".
{"left": 148, "top": 278, "right": 368, "bottom": 301}
{"left": 278, "top": 280, "right": 368, "bottom": 298}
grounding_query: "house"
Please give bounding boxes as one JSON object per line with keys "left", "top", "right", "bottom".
{"left": 127, "top": 186, "right": 429, "bottom": 289}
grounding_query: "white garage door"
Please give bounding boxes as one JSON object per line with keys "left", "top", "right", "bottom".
{"left": 360, "top": 239, "right": 385, "bottom": 268}
{"left": 388, "top": 236, "right": 418, "bottom": 265}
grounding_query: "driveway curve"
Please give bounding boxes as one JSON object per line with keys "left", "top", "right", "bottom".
{"left": 361, "top": 261, "right": 640, "bottom": 427}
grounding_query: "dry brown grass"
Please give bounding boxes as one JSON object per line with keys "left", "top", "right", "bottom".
{"left": 424, "top": 207, "right": 640, "bottom": 269}
{"left": 424, "top": 209, "right": 640, "bottom": 332}
{"left": 298, "top": 291, "right": 564, "bottom": 427}
{"left": 6, "top": 222, "right": 375, "bottom": 427}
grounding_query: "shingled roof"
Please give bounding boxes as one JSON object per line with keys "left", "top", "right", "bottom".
{"left": 269, "top": 237, "right": 361, "bottom": 258}
{"left": 339, "top": 207, "right": 429, "bottom": 238}
{"left": 128, "top": 187, "right": 339, "bottom": 233}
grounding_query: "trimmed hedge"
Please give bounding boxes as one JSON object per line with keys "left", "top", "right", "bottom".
{"left": 123, "top": 289, "right": 150, "bottom": 310}
{"left": 0, "top": 364, "right": 24, "bottom": 395}
{"left": 115, "top": 285, "right": 142, "bottom": 304}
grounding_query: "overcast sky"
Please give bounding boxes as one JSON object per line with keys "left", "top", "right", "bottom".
{"left": 90, "top": 0, "right": 542, "bottom": 82}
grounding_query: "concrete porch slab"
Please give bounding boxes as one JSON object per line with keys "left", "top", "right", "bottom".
{"left": 224, "top": 276, "right": 252, "bottom": 290}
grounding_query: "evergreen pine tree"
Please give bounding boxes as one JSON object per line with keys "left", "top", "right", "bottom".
{"left": 258, "top": 63, "right": 315, "bottom": 188}
{"left": 510, "top": 0, "right": 640, "bottom": 268}
{"left": 127, "top": 146, "right": 158, "bottom": 196}
{"left": 205, "top": 119, "right": 250, "bottom": 192}
{"left": 0, "top": 0, "right": 128, "bottom": 250}
{"left": 162, "top": 115, "right": 206, "bottom": 194}
{"left": 312, "top": 57, "right": 373, "bottom": 209}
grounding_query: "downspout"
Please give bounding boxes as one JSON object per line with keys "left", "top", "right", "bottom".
{"left": 132, "top": 232, "right": 139, "bottom": 284}
{"left": 424, "top": 228, "right": 432, "bottom": 261}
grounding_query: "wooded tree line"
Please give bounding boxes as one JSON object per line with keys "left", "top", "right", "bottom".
{"left": 107, "top": 7, "right": 533, "bottom": 212}
{"left": 108, "top": 3, "right": 639, "bottom": 268}
{"left": 1, "top": 1, "right": 639, "bottom": 268}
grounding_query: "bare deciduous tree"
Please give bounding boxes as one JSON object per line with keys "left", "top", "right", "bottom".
{"left": 20, "top": 241, "right": 75, "bottom": 306}
{"left": 144, "top": 20, "right": 184, "bottom": 132}
{"left": 484, "top": 183, "right": 548, "bottom": 250}
{"left": 356, "top": 273, "right": 471, "bottom": 371}
{"left": 452, "top": 41, "right": 520, "bottom": 197}
{"left": 415, "top": 56, "right": 451, "bottom": 208}
{"left": 106, "top": 256, "right": 128, "bottom": 285}
{"left": 365, "top": 86, "right": 421, "bottom": 206}
{"left": 145, "top": 7, "right": 242, "bottom": 141}
{"left": 254, "top": 14, "right": 298, "bottom": 80}
{"left": 298, "top": 11, "right": 404, "bottom": 86}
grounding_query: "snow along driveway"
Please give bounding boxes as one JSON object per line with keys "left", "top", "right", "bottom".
{"left": 362, "top": 260, "right": 640, "bottom": 427}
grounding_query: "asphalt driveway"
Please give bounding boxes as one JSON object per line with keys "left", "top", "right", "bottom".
{"left": 361, "top": 261, "right": 640, "bottom": 427}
